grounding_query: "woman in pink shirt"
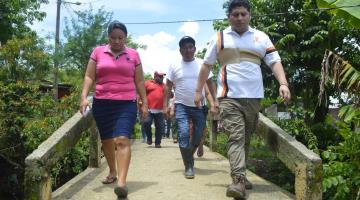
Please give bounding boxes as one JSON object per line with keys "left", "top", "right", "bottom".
{"left": 80, "top": 20, "right": 148, "bottom": 198}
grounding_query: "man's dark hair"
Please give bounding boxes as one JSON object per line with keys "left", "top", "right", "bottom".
{"left": 179, "top": 36, "right": 196, "bottom": 48}
{"left": 226, "top": 0, "right": 251, "bottom": 15}
{"left": 108, "top": 20, "right": 127, "bottom": 36}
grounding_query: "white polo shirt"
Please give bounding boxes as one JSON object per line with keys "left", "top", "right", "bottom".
{"left": 167, "top": 58, "right": 213, "bottom": 107}
{"left": 203, "top": 26, "right": 281, "bottom": 98}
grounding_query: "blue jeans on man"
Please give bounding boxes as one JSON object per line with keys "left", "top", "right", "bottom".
{"left": 175, "top": 103, "right": 206, "bottom": 148}
{"left": 143, "top": 112, "right": 165, "bottom": 145}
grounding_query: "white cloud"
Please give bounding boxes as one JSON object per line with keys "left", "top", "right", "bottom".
{"left": 178, "top": 21, "right": 200, "bottom": 37}
{"left": 135, "top": 32, "right": 181, "bottom": 76}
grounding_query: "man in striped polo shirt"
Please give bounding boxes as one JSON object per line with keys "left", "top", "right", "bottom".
{"left": 195, "top": 0, "right": 291, "bottom": 199}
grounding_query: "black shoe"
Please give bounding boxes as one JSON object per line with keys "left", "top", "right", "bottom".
{"left": 146, "top": 140, "right": 152, "bottom": 145}
{"left": 114, "top": 186, "right": 128, "bottom": 198}
{"left": 155, "top": 144, "right": 161, "bottom": 148}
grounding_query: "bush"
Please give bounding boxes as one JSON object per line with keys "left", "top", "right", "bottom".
{"left": 0, "top": 81, "right": 88, "bottom": 199}
{"left": 322, "top": 119, "right": 360, "bottom": 199}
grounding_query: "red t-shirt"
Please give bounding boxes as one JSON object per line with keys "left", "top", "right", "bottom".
{"left": 145, "top": 80, "right": 165, "bottom": 110}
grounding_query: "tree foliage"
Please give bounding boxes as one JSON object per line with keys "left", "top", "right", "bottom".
{"left": 317, "top": 0, "right": 360, "bottom": 28}
{"left": 0, "top": 0, "right": 48, "bottom": 44}
{"left": 63, "top": 6, "right": 146, "bottom": 72}
{"left": 63, "top": 6, "right": 113, "bottom": 71}
{"left": 0, "top": 82, "right": 88, "bottom": 199}
{"left": 0, "top": 34, "right": 51, "bottom": 81}
{"left": 321, "top": 115, "right": 360, "bottom": 200}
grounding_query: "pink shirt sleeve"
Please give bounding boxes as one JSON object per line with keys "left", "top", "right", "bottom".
{"left": 90, "top": 46, "right": 100, "bottom": 62}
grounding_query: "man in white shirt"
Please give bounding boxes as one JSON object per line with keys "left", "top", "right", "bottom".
{"left": 163, "top": 36, "right": 214, "bottom": 179}
{"left": 195, "top": 0, "right": 291, "bottom": 199}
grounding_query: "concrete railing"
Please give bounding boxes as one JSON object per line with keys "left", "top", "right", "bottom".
{"left": 24, "top": 112, "right": 101, "bottom": 200}
{"left": 208, "top": 113, "right": 322, "bottom": 200}
{"left": 24, "top": 109, "right": 322, "bottom": 200}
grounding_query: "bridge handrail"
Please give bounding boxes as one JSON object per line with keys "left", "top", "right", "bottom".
{"left": 24, "top": 110, "right": 322, "bottom": 200}
{"left": 208, "top": 113, "right": 322, "bottom": 200}
{"left": 24, "top": 112, "right": 101, "bottom": 200}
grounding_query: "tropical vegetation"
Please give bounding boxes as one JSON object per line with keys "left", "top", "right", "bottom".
{"left": 0, "top": 0, "right": 359, "bottom": 199}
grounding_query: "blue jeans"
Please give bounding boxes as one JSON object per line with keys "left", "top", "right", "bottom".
{"left": 165, "top": 119, "right": 171, "bottom": 138}
{"left": 175, "top": 103, "right": 206, "bottom": 148}
{"left": 143, "top": 112, "right": 165, "bottom": 145}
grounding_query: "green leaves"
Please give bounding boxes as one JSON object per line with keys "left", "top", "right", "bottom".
{"left": 276, "top": 34, "right": 295, "bottom": 48}
{"left": 317, "top": 0, "right": 360, "bottom": 29}
{"left": 63, "top": 6, "right": 112, "bottom": 71}
{"left": 0, "top": 0, "right": 48, "bottom": 43}
{"left": 321, "top": 108, "right": 360, "bottom": 199}
{"left": 338, "top": 105, "right": 360, "bottom": 126}
{"left": 0, "top": 34, "right": 51, "bottom": 81}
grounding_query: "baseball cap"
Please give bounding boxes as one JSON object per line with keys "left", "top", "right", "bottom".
{"left": 179, "top": 36, "right": 195, "bottom": 47}
{"left": 154, "top": 71, "right": 166, "bottom": 77}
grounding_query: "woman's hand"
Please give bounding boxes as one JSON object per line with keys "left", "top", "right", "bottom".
{"left": 140, "top": 103, "right": 148, "bottom": 120}
{"left": 79, "top": 98, "right": 90, "bottom": 115}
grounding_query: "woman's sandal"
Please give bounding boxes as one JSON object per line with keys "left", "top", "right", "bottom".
{"left": 101, "top": 176, "right": 117, "bottom": 184}
{"left": 114, "top": 186, "right": 128, "bottom": 198}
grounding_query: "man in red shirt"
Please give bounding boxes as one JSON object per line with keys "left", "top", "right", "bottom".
{"left": 143, "top": 71, "right": 166, "bottom": 148}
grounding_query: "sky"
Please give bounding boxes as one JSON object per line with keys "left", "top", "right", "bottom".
{"left": 31, "top": 0, "right": 227, "bottom": 76}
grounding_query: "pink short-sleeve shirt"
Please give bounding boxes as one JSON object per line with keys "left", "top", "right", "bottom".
{"left": 90, "top": 45, "right": 141, "bottom": 100}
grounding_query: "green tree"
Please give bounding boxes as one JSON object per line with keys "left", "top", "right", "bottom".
{"left": 0, "top": 0, "right": 48, "bottom": 44}
{"left": 0, "top": 34, "right": 51, "bottom": 81}
{"left": 63, "top": 6, "right": 112, "bottom": 71}
{"left": 63, "top": 6, "right": 146, "bottom": 72}
{"left": 317, "top": 0, "right": 360, "bottom": 28}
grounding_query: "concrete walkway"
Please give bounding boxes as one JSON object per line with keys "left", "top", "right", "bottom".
{"left": 52, "top": 139, "right": 294, "bottom": 200}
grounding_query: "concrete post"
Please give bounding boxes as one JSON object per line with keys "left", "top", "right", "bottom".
{"left": 89, "top": 118, "right": 101, "bottom": 168}
{"left": 24, "top": 163, "right": 51, "bottom": 200}
{"left": 209, "top": 114, "right": 219, "bottom": 151}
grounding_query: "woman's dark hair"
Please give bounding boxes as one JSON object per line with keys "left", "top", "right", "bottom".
{"left": 227, "top": 0, "right": 251, "bottom": 15}
{"left": 107, "top": 20, "right": 127, "bottom": 36}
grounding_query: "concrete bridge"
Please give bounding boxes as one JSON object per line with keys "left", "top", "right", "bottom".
{"left": 24, "top": 112, "right": 322, "bottom": 200}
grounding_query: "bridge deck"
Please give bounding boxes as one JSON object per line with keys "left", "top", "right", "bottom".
{"left": 52, "top": 139, "right": 294, "bottom": 200}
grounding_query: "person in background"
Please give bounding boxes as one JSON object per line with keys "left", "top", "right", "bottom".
{"left": 195, "top": 0, "right": 291, "bottom": 199}
{"left": 80, "top": 20, "right": 148, "bottom": 199}
{"left": 137, "top": 95, "right": 147, "bottom": 143}
{"left": 164, "top": 90, "right": 174, "bottom": 139}
{"left": 167, "top": 91, "right": 178, "bottom": 143}
{"left": 143, "top": 71, "right": 166, "bottom": 148}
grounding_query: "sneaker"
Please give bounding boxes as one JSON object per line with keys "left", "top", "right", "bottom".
{"left": 155, "top": 144, "right": 161, "bottom": 148}
{"left": 173, "top": 139, "right": 178, "bottom": 143}
{"left": 226, "top": 175, "right": 246, "bottom": 199}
